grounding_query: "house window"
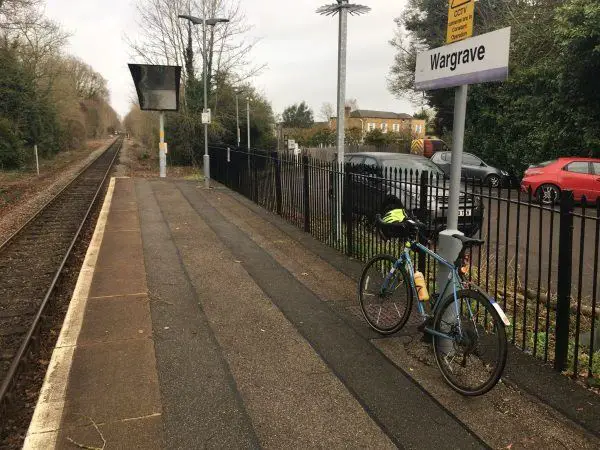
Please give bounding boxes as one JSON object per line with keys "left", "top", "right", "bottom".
{"left": 392, "top": 123, "right": 399, "bottom": 132}
{"left": 381, "top": 123, "right": 388, "bottom": 133}
{"left": 368, "top": 123, "right": 375, "bottom": 131}
{"left": 415, "top": 124, "right": 422, "bottom": 134}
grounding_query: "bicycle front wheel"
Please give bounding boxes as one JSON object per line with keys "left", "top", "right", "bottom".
{"left": 432, "top": 289, "right": 507, "bottom": 396}
{"left": 358, "top": 254, "right": 413, "bottom": 335}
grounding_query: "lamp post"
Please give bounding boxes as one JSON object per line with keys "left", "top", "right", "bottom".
{"left": 246, "top": 96, "right": 251, "bottom": 150}
{"left": 317, "top": 0, "right": 370, "bottom": 240}
{"left": 234, "top": 88, "right": 245, "bottom": 147}
{"left": 178, "top": 14, "right": 229, "bottom": 188}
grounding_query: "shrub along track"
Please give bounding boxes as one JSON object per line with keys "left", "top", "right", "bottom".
{"left": 0, "top": 137, "right": 123, "bottom": 439}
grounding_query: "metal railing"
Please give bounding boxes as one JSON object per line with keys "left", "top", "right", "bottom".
{"left": 209, "top": 145, "right": 600, "bottom": 382}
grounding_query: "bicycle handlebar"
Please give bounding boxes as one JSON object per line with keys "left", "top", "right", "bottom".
{"left": 375, "top": 215, "right": 427, "bottom": 234}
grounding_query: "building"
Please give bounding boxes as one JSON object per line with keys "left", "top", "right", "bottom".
{"left": 329, "top": 107, "right": 426, "bottom": 140}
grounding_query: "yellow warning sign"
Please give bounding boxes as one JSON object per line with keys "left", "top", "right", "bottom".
{"left": 447, "top": 0, "right": 474, "bottom": 44}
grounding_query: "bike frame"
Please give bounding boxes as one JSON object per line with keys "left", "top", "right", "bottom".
{"left": 381, "top": 240, "right": 465, "bottom": 340}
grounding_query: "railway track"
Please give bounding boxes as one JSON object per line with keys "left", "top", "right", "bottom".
{"left": 0, "top": 137, "right": 123, "bottom": 422}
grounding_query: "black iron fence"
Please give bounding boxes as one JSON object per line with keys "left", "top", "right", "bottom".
{"left": 209, "top": 145, "right": 600, "bottom": 382}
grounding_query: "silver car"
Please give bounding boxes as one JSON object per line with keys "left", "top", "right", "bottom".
{"left": 431, "top": 151, "right": 510, "bottom": 188}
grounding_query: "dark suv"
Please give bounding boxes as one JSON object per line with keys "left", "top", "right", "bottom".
{"left": 342, "top": 152, "right": 484, "bottom": 237}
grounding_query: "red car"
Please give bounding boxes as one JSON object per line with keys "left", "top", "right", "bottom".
{"left": 521, "top": 157, "right": 600, "bottom": 204}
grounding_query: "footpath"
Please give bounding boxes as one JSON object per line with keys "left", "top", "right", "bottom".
{"left": 24, "top": 177, "right": 600, "bottom": 449}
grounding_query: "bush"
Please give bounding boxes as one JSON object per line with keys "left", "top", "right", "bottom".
{"left": 0, "top": 117, "right": 24, "bottom": 169}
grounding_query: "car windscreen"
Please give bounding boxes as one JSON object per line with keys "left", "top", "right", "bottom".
{"left": 381, "top": 158, "right": 444, "bottom": 176}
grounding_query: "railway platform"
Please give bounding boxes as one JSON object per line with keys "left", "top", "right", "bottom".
{"left": 22, "top": 177, "right": 600, "bottom": 449}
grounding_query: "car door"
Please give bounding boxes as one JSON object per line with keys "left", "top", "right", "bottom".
{"left": 589, "top": 162, "right": 600, "bottom": 202}
{"left": 462, "top": 153, "right": 487, "bottom": 181}
{"left": 558, "top": 161, "right": 595, "bottom": 201}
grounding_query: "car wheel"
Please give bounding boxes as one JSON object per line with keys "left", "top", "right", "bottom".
{"left": 536, "top": 184, "right": 560, "bottom": 205}
{"left": 486, "top": 174, "right": 501, "bottom": 188}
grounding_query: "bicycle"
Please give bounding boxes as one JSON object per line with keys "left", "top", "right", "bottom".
{"left": 358, "top": 216, "right": 510, "bottom": 396}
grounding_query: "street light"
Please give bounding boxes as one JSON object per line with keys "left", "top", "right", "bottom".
{"left": 317, "top": 0, "right": 370, "bottom": 240}
{"left": 234, "top": 88, "right": 245, "bottom": 147}
{"left": 178, "top": 14, "right": 229, "bottom": 188}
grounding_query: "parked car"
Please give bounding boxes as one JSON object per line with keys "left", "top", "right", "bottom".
{"left": 341, "top": 152, "right": 484, "bottom": 237}
{"left": 521, "top": 157, "right": 600, "bottom": 204}
{"left": 430, "top": 151, "right": 510, "bottom": 188}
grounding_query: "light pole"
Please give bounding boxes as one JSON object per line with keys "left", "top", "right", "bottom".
{"left": 317, "top": 1, "right": 370, "bottom": 240}
{"left": 234, "top": 88, "right": 245, "bottom": 147}
{"left": 246, "top": 97, "right": 251, "bottom": 150}
{"left": 178, "top": 14, "right": 229, "bottom": 188}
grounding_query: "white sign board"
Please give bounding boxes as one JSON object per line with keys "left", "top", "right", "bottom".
{"left": 415, "top": 27, "right": 511, "bottom": 90}
{"left": 201, "top": 109, "right": 211, "bottom": 124}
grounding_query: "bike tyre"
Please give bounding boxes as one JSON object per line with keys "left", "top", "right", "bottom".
{"left": 432, "top": 289, "right": 508, "bottom": 396}
{"left": 358, "top": 254, "right": 413, "bottom": 335}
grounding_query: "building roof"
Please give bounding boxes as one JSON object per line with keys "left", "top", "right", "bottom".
{"left": 349, "top": 110, "right": 414, "bottom": 120}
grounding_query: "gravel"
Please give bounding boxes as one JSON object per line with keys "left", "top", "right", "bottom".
{"left": 0, "top": 139, "right": 115, "bottom": 246}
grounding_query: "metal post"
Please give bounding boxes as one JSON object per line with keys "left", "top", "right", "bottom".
{"left": 159, "top": 112, "right": 166, "bottom": 178}
{"left": 236, "top": 94, "right": 240, "bottom": 147}
{"left": 333, "top": 4, "right": 348, "bottom": 242}
{"left": 202, "top": 18, "right": 210, "bottom": 188}
{"left": 437, "top": 85, "right": 468, "bottom": 289}
{"left": 303, "top": 154, "right": 310, "bottom": 233}
{"left": 246, "top": 97, "right": 251, "bottom": 150}
{"left": 34, "top": 144, "right": 39, "bottom": 176}
{"left": 555, "top": 190, "right": 574, "bottom": 371}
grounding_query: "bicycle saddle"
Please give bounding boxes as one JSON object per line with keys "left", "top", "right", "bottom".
{"left": 452, "top": 234, "right": 484, "bottom": 247}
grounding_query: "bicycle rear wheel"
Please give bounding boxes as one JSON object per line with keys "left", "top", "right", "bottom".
{"left": 432, "top": 289, "right": 507, "bottom": 396}
{"left": 358, "top": 254, "right": 413, "bottom": 335}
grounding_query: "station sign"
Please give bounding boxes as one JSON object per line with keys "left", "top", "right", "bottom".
{"left": 447, "top": 0, "right": 474, "bottom": 44}
{"left": 414, "top": 27, "right": 511, "bottom": 91}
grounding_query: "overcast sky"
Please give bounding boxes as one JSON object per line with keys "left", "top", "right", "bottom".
{"left": 44, "top": 0, "right": 416, "bottom": 120}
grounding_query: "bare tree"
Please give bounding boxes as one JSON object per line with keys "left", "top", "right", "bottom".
{"left": 319, "top": 102, "right": 334, "bottom": 122}
{"left": 127, "top": 0, "right": 264, "bottom": 90}
{"left": 345, "top": 98, "right": 359, "bottom": 112}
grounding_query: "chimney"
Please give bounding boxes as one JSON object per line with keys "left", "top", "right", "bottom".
{"left": 345, "top": 106, "right": 351, "bottom": 117}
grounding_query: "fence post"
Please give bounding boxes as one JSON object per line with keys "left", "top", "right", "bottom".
{"left": 418, "top": 170, "right": 429, "bottom": 274}
{"left": 555, "top": 190, "right": 574, "bottom": 372}
{"left": 303, "top": 154, "right": 310, "bottom": 233}
{"left": 253, "top": 151, "right": 258, "bottom": 202}
{"left": 273, "top": 151, "right": 283, "bottom": 216}
{"left": 344, "top": 163, "right": 353, "bottom": 256}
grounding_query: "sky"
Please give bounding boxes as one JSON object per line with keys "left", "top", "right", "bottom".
{"left": 44, "top": 0, "right": 416, "bottom": 121}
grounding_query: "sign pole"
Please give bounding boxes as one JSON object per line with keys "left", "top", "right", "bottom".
{"left": 34, "top": 144, "right": 40, "bottom": 176}
{"left": 159, "top": 112, "right": 166, "bottom": 178}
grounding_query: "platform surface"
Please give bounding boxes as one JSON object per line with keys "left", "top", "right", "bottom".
{"left": 23, "top": 178, "right": 599, "bottom": 449}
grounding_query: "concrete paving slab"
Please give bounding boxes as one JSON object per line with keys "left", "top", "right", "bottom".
{"left": 77, "top": 294, "right": 151, "bottom": 345}
{"left": 104, "top": 208, "right": 140, "bottom": 231}
{"left": 94, "top": 230, "right": 144, "bottom": 267}
{"left": 88, "top": 265, "right": 147, "bottom": 298}
{"left": 58, "top": 338, "right": 161, "bottom": 428}
{"left": 56, "top": 414, "right": 163, "bottom": 450}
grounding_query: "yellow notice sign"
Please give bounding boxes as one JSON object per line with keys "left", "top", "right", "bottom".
{"left": 447, "top": 0, "right": 474, "bottom": 44}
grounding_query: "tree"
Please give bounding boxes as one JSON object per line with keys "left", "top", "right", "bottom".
{"left": 282, "top": 101, "right": 314, "bottom": 128}
{"left": 364, "top": 128, "right": 389, "bottom": 146}
{"left": 319, "top": 102, "right": 334, "bottom": 122}
{"left": 345, "top": 98, "right": 359, "bottom": 112}
{"left": 127, "top": 0, "right": 263, "bottom": 95}
{"left": 345, "top": 126, "right": 363, "bottom": 146}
